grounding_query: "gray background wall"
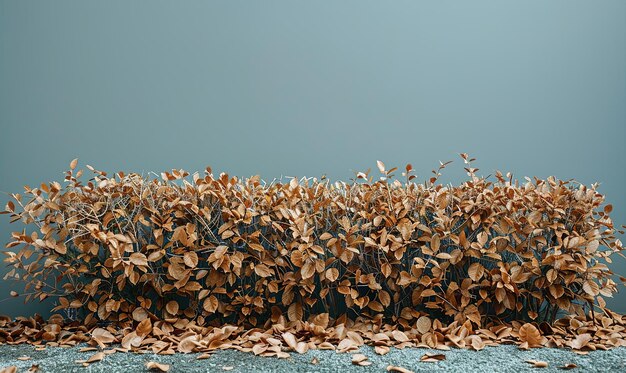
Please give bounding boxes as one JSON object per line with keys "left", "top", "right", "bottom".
{"left": 1, "top": 0, "right": 625, "bottom": 316}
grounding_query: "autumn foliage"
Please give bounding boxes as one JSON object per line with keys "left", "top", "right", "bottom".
{"left": 1, "top": 155, "right": 625, "bottom": 353}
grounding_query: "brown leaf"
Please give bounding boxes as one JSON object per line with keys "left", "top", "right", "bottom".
{"left": 416, "top": 316, "right": 432, "bottom": 334}
{"left": 178, "top": 335, "right": 199, "bottom": 353}
{"left": 287, "top": 302, "right": 303, "bottom": 322}
{"left": 568, "top": 333, "right": 592, "bottom": 350}
{"left": 326, "top": 268, "right": 339, "bottom": 282}
{"left": 121, "top": 331, "right": 143, "bottom": 349}
{"left": 431, "top": 234, "right": 441, "bottom": 252}
{"left": 559, "top": 363, "right": 577, "bottom": 370}
{"left": 203, "top": 295, "right": 219, "bottom": 313}
{"left": 129, "top": 252, "right": 148, "bottom": 267}
{"left": 136, "top": 318, "right": 152, "bottom": 337}
{"left": 183, "top": 251, "right": 199, "bottom": 268}
{"left": 92, "top": 328, "right": 116, "bottom": 344}
{"left": 319, "top": 232, "right": 333, "bottom": 240}
{"left": 519, "top": 323, "right": 542, "bottom": 348}
{"left": 392, "top": 330, "right": 409, "bottom": 343}
{"left": 375, "top": 345, "right": 390, "bottom": 355}
{"left": 85, "top": 352, "right": 105, "bottom": 363}
{"left": 352, "top": 353, "right": 369, "bottom": 365}
{"left": 282, "top": 332, "right": 298, "bottom": 350}
{"left": 145, "top": 361, "right": 170, "bottom": 372}
{"left": 165, "top": 300, "right": 179, "bottom": 315}
{"left": 312, "top": 313, "right": 330, "bottom": 328}
{"left": 301, "top": 261, "right": 315, "bottom": 279}
{"left": 295, "top": 341, "right": 308, "bottom": 354}
{"left": 377, "top": 160, "right": 386, "bottom": 173}
{"left": 468, "top": 262, "right": 484, "bottom": 281}
{"left": 582, "top": 280, "right": 599, "bottom": 296}
{"left": 468, "top": 335, "right": 485, "bottom": 351}
{"left": 420, "top": 353, "right": 446, "bottom": 362}
{"left": 525, "top": 360, "right": 548, "bottom": 368}
{"left": 254, "top": 264, "right": 273, "bottom": 277}
{"left": 338, "top": 338, "right": 357, "bottom": 352}
{"left": 132, "top": 307, "right": 148, "bottom": 322}
{"left": 387, "top": 366, "right": 415, "bottom": 373}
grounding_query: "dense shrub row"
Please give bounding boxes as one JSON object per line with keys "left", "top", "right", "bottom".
{"left": 2, "top": 155, "right": 624, "bottom": 332}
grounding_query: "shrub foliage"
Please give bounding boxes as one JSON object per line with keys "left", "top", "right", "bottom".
{"left": 2, "top": 155, "right": 624, "bottom": 335}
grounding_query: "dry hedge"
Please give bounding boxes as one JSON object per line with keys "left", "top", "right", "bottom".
{"left": 2, "top": 155, "right": 625, "bottom": 338}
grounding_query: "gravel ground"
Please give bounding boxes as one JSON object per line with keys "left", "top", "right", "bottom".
{"left": 0, "top": 344, "right": 625, "bottom": 373}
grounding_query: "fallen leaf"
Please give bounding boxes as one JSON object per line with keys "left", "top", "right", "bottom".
{"left": 85, "top": 352, "right": 105, "bottom": 363}
{"left": 282, "top": 331, "right": 297, "bottom": 350}
{"left": 252, "top": 343, "right": 266, "bottom": 355}
{"left": 222, "top": 367, "right": 234, "bottom": 371}
{"left": 311, "top": 357, "right": 319, "bottom": 365}
{"left": 420, "top": 353, "right": 446, "bottom": 362}
{"left": 387, "top": 366, "right": 415, "bottom": 373}
{"left": 92, "top": 328, "right": 116, "bottom": 345}
{"left": 519, "top": 323, "right": 542, "bottom": 347}
{"left": 352, "top": 353, "right": 371, "bottom": 366}
{"left": 295, "top": 341, "right": 308, "bottom": 354}
{"left": 375, "top": 345, "right": 390, "bottom": 355}
{"left": 392, "top": 330, "right": 410, "bottom": 343}
{"left": 136, "top": 318, "right": 152, "bottom": 337}
{"left": 559, "top": 363, "right": 577, "bottom": 370}
{"left": 338, "top": 338, "right": 357, "bottom": 352}
{"left": 568, "top": 333, "right": 592, "bottom": 350}
{"left": 468, "top": 335, "right": 485, "bottom": 351}
{"left": 525, "top": 360, "right": 548, "bottom": 368}
{"left": 146, "top": 361, "right": 170, "bottom": 372}
{"left": 178, "top": 335, "right": 199, "bottom": 353}
{"left": 121, "top": 331, "right": 143, "bottom": 350}
{"left": 17, "top": 356, "right": 31, "bottom": 361}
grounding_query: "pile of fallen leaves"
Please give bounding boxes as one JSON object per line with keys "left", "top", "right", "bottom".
{"left": 0, "top": 310, "right": 625, "bottom": 368}
{"left": 1, "top": 154, "right": 625, "bottom": 357}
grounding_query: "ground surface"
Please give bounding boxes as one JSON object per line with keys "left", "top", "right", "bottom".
{"left": 0, "top": 344, "right": 624, "bottom": 373}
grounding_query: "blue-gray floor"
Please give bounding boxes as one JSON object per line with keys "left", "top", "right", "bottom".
{"left": 0, "top": 343, "right": 624, "bottom": 372}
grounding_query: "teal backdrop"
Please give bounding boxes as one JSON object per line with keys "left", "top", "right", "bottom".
{"left": 1, "top": 1, "right": 625, "bottom": 316}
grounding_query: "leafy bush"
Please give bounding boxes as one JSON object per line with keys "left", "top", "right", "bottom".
{"left": 2, "top": 155, "right": 624, "bottom": 332}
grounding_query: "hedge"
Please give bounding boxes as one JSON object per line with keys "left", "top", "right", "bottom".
{"left": 1, "top": 155, "right": 625, "bottom": 354}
